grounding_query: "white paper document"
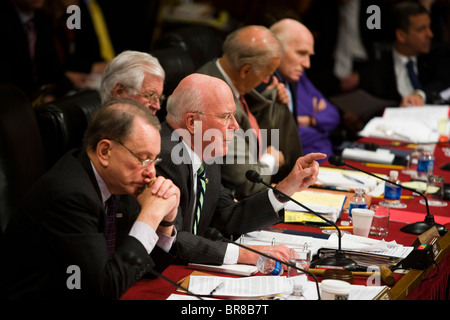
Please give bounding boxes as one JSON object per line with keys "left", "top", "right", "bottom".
{"left": 187, "top": 275, "right": 387, "bottom": 300}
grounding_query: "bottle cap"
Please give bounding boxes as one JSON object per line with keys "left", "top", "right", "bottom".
{"left": 390, "top": 170, "right": 398, "bottom": 179}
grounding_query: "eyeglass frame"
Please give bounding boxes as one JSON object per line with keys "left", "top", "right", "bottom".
{"left": 112, "top": 139, "right": 162, "bottom": 167}
{"left": 138, "top": 91, "right": 166, "bottom": 105}
{"left": 192, "top": 111, "right": 236, "bottom": 121}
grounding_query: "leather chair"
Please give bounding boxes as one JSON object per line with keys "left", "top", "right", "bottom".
{"left": 0, "top": 83, "right": 47, "bottom": 239}
{"left": 151, "top": 47, "right": 196, "bottom": 122}
{"left": 153, "top": 25, "right": 223, "bottom": 70}
{"left": 35, "top": 90, "right": 101, "bottom": 168}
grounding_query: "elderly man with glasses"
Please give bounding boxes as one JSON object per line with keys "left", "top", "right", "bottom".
{"left": 0, "top": 98, "right": 179, "bottom": 299}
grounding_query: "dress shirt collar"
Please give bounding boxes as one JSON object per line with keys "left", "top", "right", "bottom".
{"left": 215, "top": 59, "right": 240, "bottom": 100}
{"left": 181, "top": 139, "right": 202, "bottom": 174}
{"left": 90, "top": 161, "right": 111, "bottom": 206}
{"left": 393, "top": 49, "right": 418, "bottom": 70}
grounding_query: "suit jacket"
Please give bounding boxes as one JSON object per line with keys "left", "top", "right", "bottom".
{"left": 0, "top": 1, "right": 70, "bottom": 100}
{"left": 197, "top": 60, "right": 302, "bottom": 197}
{"left": 359, "top": 46, "right": 450, "bottom": 105}
{"left": 156, "top": 122, "right": 283, "bottom": 265}
{"left": 0, "top": 150, "right": 175, "bottom": 300}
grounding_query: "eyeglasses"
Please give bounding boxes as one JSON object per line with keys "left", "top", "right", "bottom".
{"left": 139, "top": 91, "right": 166, "bottom": 105}
{"left": 193, "top": 111, "right": 236, "bottom": 121}
{"left": 114, "top": 140, "right": 162, "bottom": 167}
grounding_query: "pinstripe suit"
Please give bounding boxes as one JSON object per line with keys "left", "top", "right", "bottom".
{"left": 157, "top": 122, "right": 283, "bottom": 265}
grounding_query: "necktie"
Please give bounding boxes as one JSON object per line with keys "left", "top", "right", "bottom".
{"left": 26, "top": 18, "right": 36, "bottom": 60}
{"left": 88, "top": 0, "right": 115, "bottom": 61}
{"left": 105, "top": 195, "right": 117, "bottom": 259}
{"left": 193, "top": 163, "right": 206, "bottom": 235}
{"left": 239, "top": 95, "right": 261, "bottom": 157}
{"left": 406, "top": 59, "right": 423, "bottom": 91}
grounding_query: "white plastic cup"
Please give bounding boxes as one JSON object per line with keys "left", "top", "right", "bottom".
{"left": 320, "top": 279, "right": 351, "bottom": 300}
{"left": 352, "top": 208, "right": 374, "bottom": 237}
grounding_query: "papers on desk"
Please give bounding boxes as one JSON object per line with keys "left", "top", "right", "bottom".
{"left": 359, "top": 105, "right": 450, "bottom": 143}
{"left": 341, "top": 147, "right": 395, "bottom": 164}
{"left": 185, "top": 275, "right": 387, "bottom": 300}
{"left": 188, "top": 263, "right": 258, "bottom": 277}
{"left": 316, "top": 167, "right": 385, "bottom": 196}
{"left": 284, "top": 190, "right": 347, "bottom": 224}
{"left": 243, "top": 230, "right": 413, "bottom": 259}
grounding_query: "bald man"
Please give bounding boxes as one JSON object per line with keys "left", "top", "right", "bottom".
{"left": 270, "top": 19, "right": 341, "bottom": 159}
{"left": 197, "top": 25, "right": 303, "bottom": 198}
{"left": 156, "top": 73, "right": 325, "bottom": 267}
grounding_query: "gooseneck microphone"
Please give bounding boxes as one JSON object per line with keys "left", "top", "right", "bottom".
{"left": 328, "top": 155, "right": 448, "bottom": 236}
{"left": 245, "top": 170, "right": 359, "bottom": 271}
{"left": 204, "top": 228, "right": 321, "bottom": 300}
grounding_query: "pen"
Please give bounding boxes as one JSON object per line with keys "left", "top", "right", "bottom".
{"left": 373, "top": 195, "right": 414, "bottom": 199}
{"left": 320, "top": 226, "right": 353, "bottom": 230}
{"left": 363, "top": 163, "right": 404, "bottom": 170}
{"left": 343, "top": 174, "right": 365, "bottom": 185}
{"left": 210, "top": 282, "right": 224, "bottom": 295}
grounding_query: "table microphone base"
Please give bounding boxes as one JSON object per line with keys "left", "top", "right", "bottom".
{"left": 400, "top": 216, "right": 447, "bottom": 236}
{"left": 310, "top": 250, "right": 358, "bottom": 271}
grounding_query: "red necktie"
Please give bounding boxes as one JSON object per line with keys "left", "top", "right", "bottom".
{"left": 239, "top": 95, "right": 261, "bottom": 156}
{"left": 26, "top": 19, "right": 36, "bottom": 60}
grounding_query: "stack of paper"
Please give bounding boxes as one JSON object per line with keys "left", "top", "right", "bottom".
{"left": 359, "top": 105, "right": 449, "bottom": 143}
{"left": 284, "top": 190, "right": 347, "bottom": 223}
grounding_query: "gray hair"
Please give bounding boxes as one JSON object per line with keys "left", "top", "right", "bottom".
{"left": 100, "top": 51, "right": 165, "bottom": 102}
{"left": 222, "top": 26, "right": 282, "bottom": 73}
{"left": 165, "top": 82, "right": 205, "bottom": 127}
{"left": 83, "top": 97, "right": 161, "bottom": 152}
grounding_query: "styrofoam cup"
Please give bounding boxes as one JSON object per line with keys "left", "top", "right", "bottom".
{"left": 352, "top": 208, "right": 374, "bottom": 237}
{"left": 320, "top": 279, "right": 351, "bottom": 300}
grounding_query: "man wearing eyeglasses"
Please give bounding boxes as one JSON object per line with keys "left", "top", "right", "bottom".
{"left": 157, "top": 73, "right": 325, "bottom": 266}
{"left": 0, "top": 98, "right": 179, "bottom": 299}
{"left": 100, "top": 50, "right": 166, "bottom": 116}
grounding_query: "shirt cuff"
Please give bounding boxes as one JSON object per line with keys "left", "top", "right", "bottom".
{"left": 268, "top": 188, "right": 286, "bottom": 213}
{"left": 223, "top": 243, "right": 240, "bottom": 264}
{"left": 129, "top": 221, "right": 176, "bottom": 254}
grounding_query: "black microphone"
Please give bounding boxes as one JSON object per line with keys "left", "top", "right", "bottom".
{"left": 121, "top": 252, "right": 204, "bottom": 300}
{"left": 328, "top": 155, "right": 448, "bottom": 236}
{"left": 245, "top": 170, "right": 359, "bottom": 271}
{"left": 204, "top": 228, "right": 321, "bottom": 300}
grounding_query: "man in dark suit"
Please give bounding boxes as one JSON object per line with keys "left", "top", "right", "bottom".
{"left": 0, "top": 0, "right": 71, "bottom": 105}
{"left": 197, "top": 25, "right": 303, "bottom": 198}
{"left": 0, "top": 98, "right": 179, "bottom": 299}
{"left": 157, "top": 73, "right": 325, "bottom": 266}
{"left": 359, "top": 1, "right": 450, "bottom": 106}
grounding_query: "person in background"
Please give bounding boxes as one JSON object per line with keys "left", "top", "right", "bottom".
{"left": 197, "top": 25, "right": 303, "bottom": 199}
{"left": 100, "top": 50, "right": 165, "bottom": 115}
{"left": 270, "top": 18, "right": 341, "bottom": 160}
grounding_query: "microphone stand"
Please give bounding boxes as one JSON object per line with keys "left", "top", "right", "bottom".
{"left": 329, "top": 156, "right": 447, "bottom": 236}
{"left": 246, "top": 171, "right": 359, "bottom": 271}
{"left": 205, "top": 228, "right": 321, "bottom": 300}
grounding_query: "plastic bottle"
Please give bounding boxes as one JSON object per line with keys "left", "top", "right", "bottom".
{"left": 417, "top": 147, "right": 435, "bottom": 180}
{"left": 348, "top": 188, "right": 367, "bottom": 221}
{"left": 256, "top": 255, "right": 283, "bottom": 275}
{"left": 383, "top": 170, "right": 402, "bottom": 206}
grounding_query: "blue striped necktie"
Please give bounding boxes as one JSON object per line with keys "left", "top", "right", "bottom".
{"left": 194, "top": 163, "right": 206, "bottom": 235}
{"left": 105, "top": 195, "right": 117, "bottom": 259}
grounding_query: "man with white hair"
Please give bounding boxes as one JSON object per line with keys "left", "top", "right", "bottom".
{"left": 100, "top": 50, "right": 166, "bottom": 115}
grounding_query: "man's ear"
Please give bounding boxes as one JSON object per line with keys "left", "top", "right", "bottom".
{"left": 185, "top": 113, "right": 197, "bottom": 135}
{"left": 396, "top": 29, "right": 407, "bottom": 44}
{"left": 97, "top": 139, "right": 113, "bottom": 168}
{"left": 112, "top": 83, "right": 126, "bottom": 97}
{"left": 239, "top": 64, "right": 252, "bottom": 79}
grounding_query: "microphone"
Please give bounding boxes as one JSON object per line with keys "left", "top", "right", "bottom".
{"left": 245, "top": 170, "right": 359, "bottom": 271}
{"left": 204, "top": 228, "right": 321, "bottom": 300}
{"left": 121, "top": 252, "right": 204, "bottom": 300}
{"left": 328, "top": 155, "right": 448, "bottom": 236}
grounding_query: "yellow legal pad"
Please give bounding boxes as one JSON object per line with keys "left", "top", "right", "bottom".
{"left": 284, "top": 189, "right": 348, "bottom": 224}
